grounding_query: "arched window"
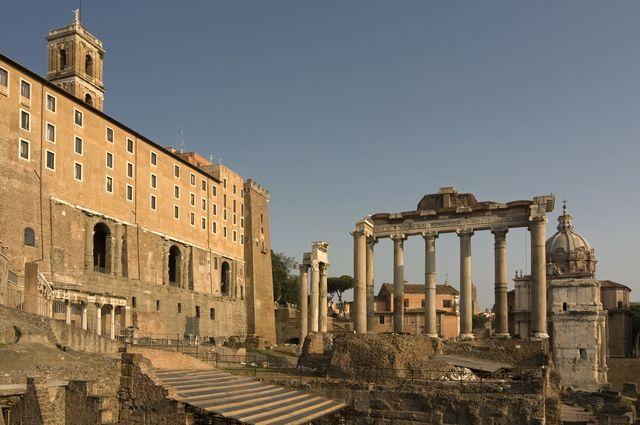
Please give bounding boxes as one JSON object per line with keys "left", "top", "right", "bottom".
{"left": 59, "top": 49, "right": 67, "bottom": 70}
{"left": 93, "top": 223, "right": 110, "bottom": 273}
{"left": 221, "top": 261, "right": 231, "bottom": 295}
{"left": 168, "top": 245, "right": 181, "bottom": 286}
{"left": 85, "top": 93, "right": 93, "bottom": 106}
{"left": 85, "top": 54, "right": 93, "bottom": 77}
{"left": 24, "top": 228, "right": 35, "bottom": 247}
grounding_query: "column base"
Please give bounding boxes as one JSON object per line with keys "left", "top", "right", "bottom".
{"left": 460, "top": 333, "right": 475, "bottom": 340}
{"left": 492, "top": 333, "right": 511, "bottom": 339}
{"left": 426, "top": 333, "right": 439, "bottom": 339}
{"left": 531, "top": 332, "right": 549, "bottom": 340}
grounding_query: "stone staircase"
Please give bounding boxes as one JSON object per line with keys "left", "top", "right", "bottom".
{"left": 155, "top": 369, "right": 346, "bottom": 424}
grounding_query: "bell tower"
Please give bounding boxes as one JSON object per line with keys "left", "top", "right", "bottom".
{"left": 46, "top": 10, "right": 105, "bottom": 111}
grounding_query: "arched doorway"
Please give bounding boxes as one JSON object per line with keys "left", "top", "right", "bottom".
{"left": 168, "top": 245, "right": 181, "bottom": 286}
{"left": 85, "top": 54, "right": 93, "bottom": 77}
{"left": 59, "top": 49, "right": 67, "bottom": 70}
{"left": 85, "top": 93, "right": 93, "bottom": 106}
{"left": 221, "top": 261, "right": 231, "bottom": 295}
{"left": 93, "top": 223, "right": 110, "bottom": 273}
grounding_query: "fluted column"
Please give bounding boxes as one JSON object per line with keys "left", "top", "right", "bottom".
{"left": 530, "top": 218, "right": 548, "bottom": 339}
{"left": 423, "top": 232, "right": 438, "bottom": 337}
{"left": 299, "top": 264, "right": 308, "bottom": 344}
{"left": 366, "top": 237, "right": 376, "bottom": 333}
{"left": 319, "top": 263, "right": 329, "bottom": 333}
{"left": 458, "top": 229, "right": 474, "bottom": 339}
{"left": 492, "top": 228, "right": 509, "bottom": 337}
{"left": 391, "top": 234, "right": 406, "bottom": 334}
{"left": 309, "top": 261, "right": 320, "bottom": 332}
{"left": 352, "top": 230, "right": 367, "bottom": 333}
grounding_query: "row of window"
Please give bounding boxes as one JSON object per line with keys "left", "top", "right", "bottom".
{"left": 131, "top": 297, "right": 219, "bottom": 319}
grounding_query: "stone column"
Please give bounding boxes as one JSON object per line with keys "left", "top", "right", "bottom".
{"left": 391, "top": 234, "right": 406, "bottom": 334}
{"left": 96, "top": 303, "right": 102, "bottom": 336}
{"left": 84, "top": 222, "right": 93, "bottom": 271}
{"left": 162, "top": 246, "right": 169, "bottom": 285}
{"left": 299, "top": 264, "right": 308, "bottom": 344}
{"left": 319, "top": 263, "right": 329, "bottom": 333}
{"left": 81, "top": 303, "right": 88, "bottom": 330}
{"left": 458, "top": 229, "right": 474, "bottom": 339}
{"left": 352, "top": 230, "right": 367, "bottom": 334}
{"left": 423, "top": 232, "right": 438, "bottom": 337}
{"left": 65, "top": 300, "right": 72, "bottom": 325}
{"left": 492, "top": 228, "right": 509, "bottom": 337}
{"left": 366, "top": 237, "right": 376, "bottom": 333}
{"left": 113, "top": 224, "right": 121, "bottom": 277}
{"left": 108, "top": 235, "right": 116, "bottom": 274}
{"left": 110, "top": 306, "right": 116, "bottom": 339}
{"left": 530, "top": 218, "right": 548, "bottom": 339}
{"left": 309, "top": 261, "right": 320, "bottom": 333}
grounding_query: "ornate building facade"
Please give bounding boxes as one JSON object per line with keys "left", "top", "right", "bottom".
{"left": 0, "top": 13, "right": 276, "bottom": 343}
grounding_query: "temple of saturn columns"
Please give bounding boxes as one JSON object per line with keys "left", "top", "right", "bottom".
{"left": 351, "top": 187, "right": 555, "bottom": 339}
{"left": 298, "top": 241, "right": 330, "bottom": 344}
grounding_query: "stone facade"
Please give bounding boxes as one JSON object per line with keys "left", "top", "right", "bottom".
{"left": 0, "top": 14, "right": 275, "bottom": 343}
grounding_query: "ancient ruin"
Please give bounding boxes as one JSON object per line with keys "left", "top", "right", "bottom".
{"left": 298, "top": 242, "right": 330, "bottom": 344}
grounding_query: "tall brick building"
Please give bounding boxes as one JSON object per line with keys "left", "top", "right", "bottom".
{"left": 0, "top": 12, "right": 276, "bottom": 343}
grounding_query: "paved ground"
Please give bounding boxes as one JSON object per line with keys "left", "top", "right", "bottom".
{"left": 155, "top": 369, "right": 346, "bottom": 425}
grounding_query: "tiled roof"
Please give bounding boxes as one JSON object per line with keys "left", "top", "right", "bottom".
{"left": 600, "top": 280, "right": 631, "bottom": 292}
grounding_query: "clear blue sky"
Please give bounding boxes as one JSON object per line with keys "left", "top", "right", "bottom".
{"left": 4, "top": 1, "right": 639, "bottom": 308}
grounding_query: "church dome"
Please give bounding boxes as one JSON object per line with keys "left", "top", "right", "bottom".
{"left": 545, "top": 203, "right": 596, "bottom": 277}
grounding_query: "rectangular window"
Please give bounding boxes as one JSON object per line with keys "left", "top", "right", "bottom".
{"left": 190, "top": 193, "right": 195, "bottom": 207}
{"left": 190, "top": 173, "right": 195, "bottom": 185}
{"left": 174, "top": 165, "right": 180, "bottom": 178}
{"left": 46, "top": 123, "right": 55, "bottom": 143}
{"left": 174, "top": 185, "right": 180, "bottom": 199}
{"left": 212, "top": 186, "right": 217, "bottom": 196}
{"left": 106, "top": 152, "right": 114, "bottom": 169}
{"left": 201, "top": 180, "right": 206, "bottom": 191}
{"left": 201, "top": 217, "right": 206, "bottom": 230}
{"left": 443, "top": 300, "right": 452, "bottom": 308}
{"left": 379, "top": 316, "right": 385, "bottom": 325}
{"left": 233, "top": 230, "right": 237, "bottom": 242}
{"left": 126, "top": 184, "right": 133, "bottom": 202}
{"left": 20, "top": 110, "right": 30, "bottom": 131}
{"left": 212, "top": 221, "right": 217, "bottom": 234}
{"left": 19, "top": 139, "right": 30, "bottom": 160}
{"left": 156, "top": 300, "right": 160, "bottom": 311}
{"left": 106, "top": 176, "right": 114, "bottom": 193}
{"left": 240, "top": 217, "right": 244, "bottom": 228}
{"left": 201, "top": 199, "right": 206, "bottom": 211}
{"left": 0, "top": 68, "right": 7, "bottom": 89}
{"left": 233, "top": 184, "right": 236, "bottom": 194}
{"left": 174, "top": 205, "right": 179, "bottom": 219}
{"left": 150, "top": 173, "right": 157, "bottom": 189}
{"left": 150, "top": 151, "right": 157, "bottom": 166}
{"left": 106, "top": 127, "right": 114, "bottom": 143}
{"left": 74, "top": 162, "right": 83, "bottom": 181}
{"left": 223, "top": 194, "right": 227, "bottom": 207}
{"left": 126, "top": 138, "right": 134, "bottom": 153}
{"left": 210, "top": 308, "right": 215, "bottom": 320}
{"left": 131, "top": 297, "right": 137, "bottom": 308}
{"left": 223, "top": 178, "right": 227, "bottom": 188}
{"left": 214, "top": 257, "right": 218, "bottom": 269}
{"left": 74, "top": 109, "right": 83, "bottom": 127}
{"left": 74, "top": 136, "right": 83, "bottom": 155}
{"left": 195, "top": 306, "right": 201, "bottom": 318}
{"left": 240, "top": 234, "right": 244, "bottom": 245}
{"left": 223, "top": 226, "right": 227, "bottom": 238}
{"left": 190, "top": 212, "right": 195, "bottom": 226}
{"left": 127, "top": 162, "right": 134, "bottom": 178}
{"left": 45, "top": 150, "right": 55, "bottom": 170}
{"left": 150, "top": 195, "right": 157, "bottom": 210}
{"left": 233, "top": 200, "right": 236, "bottom": 213}
{"left": 233, "top": 214, "right": 237, "bottom": 225}
{"left": 20, "top": 79, "right": 30, "bottom": 98}
{"left": 213, "top": 204, "right": 217, "bottom": 216}
{"left": 403, "top": 299, "right": 409, "bottom": 308}
{"left": 177, "top": 303, "right": 182, "bottom": 314}
{"left": 223, "top": 210, "right": 227, "bottom": 220}
{"left": 46, "top": 94, "right": 56, "bottom": 112}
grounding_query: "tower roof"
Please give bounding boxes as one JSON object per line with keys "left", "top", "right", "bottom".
{"left": 546, "top": 203, "right": 596, "bottom": 277}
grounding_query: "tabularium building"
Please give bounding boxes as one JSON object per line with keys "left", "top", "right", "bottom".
{"left": 0, "top": 12, "right": 276, "bottom": 343}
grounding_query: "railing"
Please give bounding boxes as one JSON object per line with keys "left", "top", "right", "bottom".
{"left": 2, "top": 284, "right": 23, "bottom": 311}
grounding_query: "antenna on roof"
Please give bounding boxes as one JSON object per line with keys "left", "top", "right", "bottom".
{"left": 176, "top": 128, "right": 185, "bottom": 153}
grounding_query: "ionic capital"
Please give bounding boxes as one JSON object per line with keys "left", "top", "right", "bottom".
{"left": 421, "top": 231, "right": 439, "bottom": 241}
{"left": 456, "top": 228, "right": 474, "bottom": 238}
{"left": 491, "top": 227, "right": 508, "bottom": 238}
{"left": 390, "top": 233, "right": 407, "bottom": 242}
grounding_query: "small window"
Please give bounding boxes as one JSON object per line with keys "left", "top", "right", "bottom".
{"left": 106, "top": 127, "right": 114, "bottom": 143}
{"left": 201, "top": 217, "right": 206, "bottom": 230}
{"left": 126, "top": 138, "right": 134, "bottom": 154}
{"left": 233, "top": 200, "right": 237, "bottom": 213}
{"left": 150, "top": 151, "right": 157, "bottom": 166}
{"left": 421, "top": 300, "right": 425, "bottom": 307}
{"left": 19, "top": 139, "right": 30, "bottom": 160}
{"left": 233, "top": 184, "right": 236, "bottom": 194}
{"left": 20, "top": 110, "right": 30, "bottom": 131}
{"left": 156, "top": 300, "right": 160, "bottom": 311}
{"left": 74, "top": 109, "right": 83, "bottom": 127}
{"left": 106, "top": 152, "right": 114, "bottom": 169}
{"left": 562, "top": 302, "right": 568, "bottom": 311}
{"left": 74, "top": 137, "right": 83, "bottom": 155}
{"left": 214, "top": 257, "right": 218, "bottom": 269}
{"left": 223, "top": 178, "right": 227, "bottom": 188}
{"left": 233, "top": 214, "right": 237, "bottom": 225}
{"left": 212, "top": 222, "right": 217, "bottom": 234}
{"left": 195, "top": 306, "right": 201, "bottom": 318}
{"left": 223, "top": 194, "right": 227, "bottom": 207}
{"left": 24, "top": 227, "right": 36, "bottom": 246}
{"left": 403, "top": 299, "right": 409, "bottom": 308}
{"left": 201, "top": 199, "right": 207, "bottom": 211}
{"left": 177, "top": 303, "right": 182, "bottom": 314}
{"left": 20, "top": 79, "right": 31, "bottom": 99}
{"left": 201, "top": 180, "right": 206, "bottom": 191}
{"left": 126, "top": 184, "right": 133, "bottom": 201}
{"left": 74, "top": 162, "right": 83, "bottom": 181}
{"left": 46, "top": 94, "right": 56, "bottom": 112}
{"left": 210, "top": 308, "right": 215, "bottom": 320}
{"left": 150, "top": 195, "right": 157, "bottom": 210}
{"left": 223, "top": 210, "right": 227, "bottom": 220}
{"left": 579, "top": 348, "right": 587, "bottom": 359}
{"left": 223, "top": 226, "right": 227, "bottom": 238}
{"left": 150, "top": 174, "right": 157, "bottom": 189}
{"left": 190, "top": 173, "right": 195, "bottom": 185}
{"left": 131, "top": 297, "right": 137, "bottom": 308}
{"left": 106, "top": 176, "right": 113, "bottom": 193}
{"left": 174, "top": 205, "right": 179, "bottom": 219}
{"left": 212, "top": 186, "right": 217, "bottom": 197}
{"left": 46, "top": 123, "right": 55, "bottom": 142}
{"left": 240, "top": 218, "right": 244, "bottom": 228}
{"left": 45, "top": 150, "right": 55, "bottom": 171}
{"left": 174, "top": 165, "right": 180, "bottom": 178}
{"left": 443, "top": 300, "right": 452, "bottom": 308}
{"left": 617, "top": 301, "right": 623, "bottom": 309}
{"left": 127, "top": 162, "right": 134, "bottom": 178}
{"left": 379, "top": 316, "right": 385, "bottom": 324}
{"left": 233, "top": 230, "right": 237, "bottom": 242}
{"left": 240, "top": 234, "right": 244, "bottom": 245}
{"left": 190, "top": 212, "right": 195, "bottom": 226}
{"left": 213, "top": 204, "right": 217, "bottom": 216}
{"left": 0, "top": 68, "right": 7, "bottom": 89}
{"left": 190, "top": 193, "right": 195, "bottom": 206}
{"left": 174, "top": 185, "right": 180, "bottom": 199}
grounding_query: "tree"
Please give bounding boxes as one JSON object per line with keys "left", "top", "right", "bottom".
{"left": 271, "top": 250, "right": 299, "bottom": 305}
{"left": 328, "top": 275, "right": 355, "bottom": 317}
